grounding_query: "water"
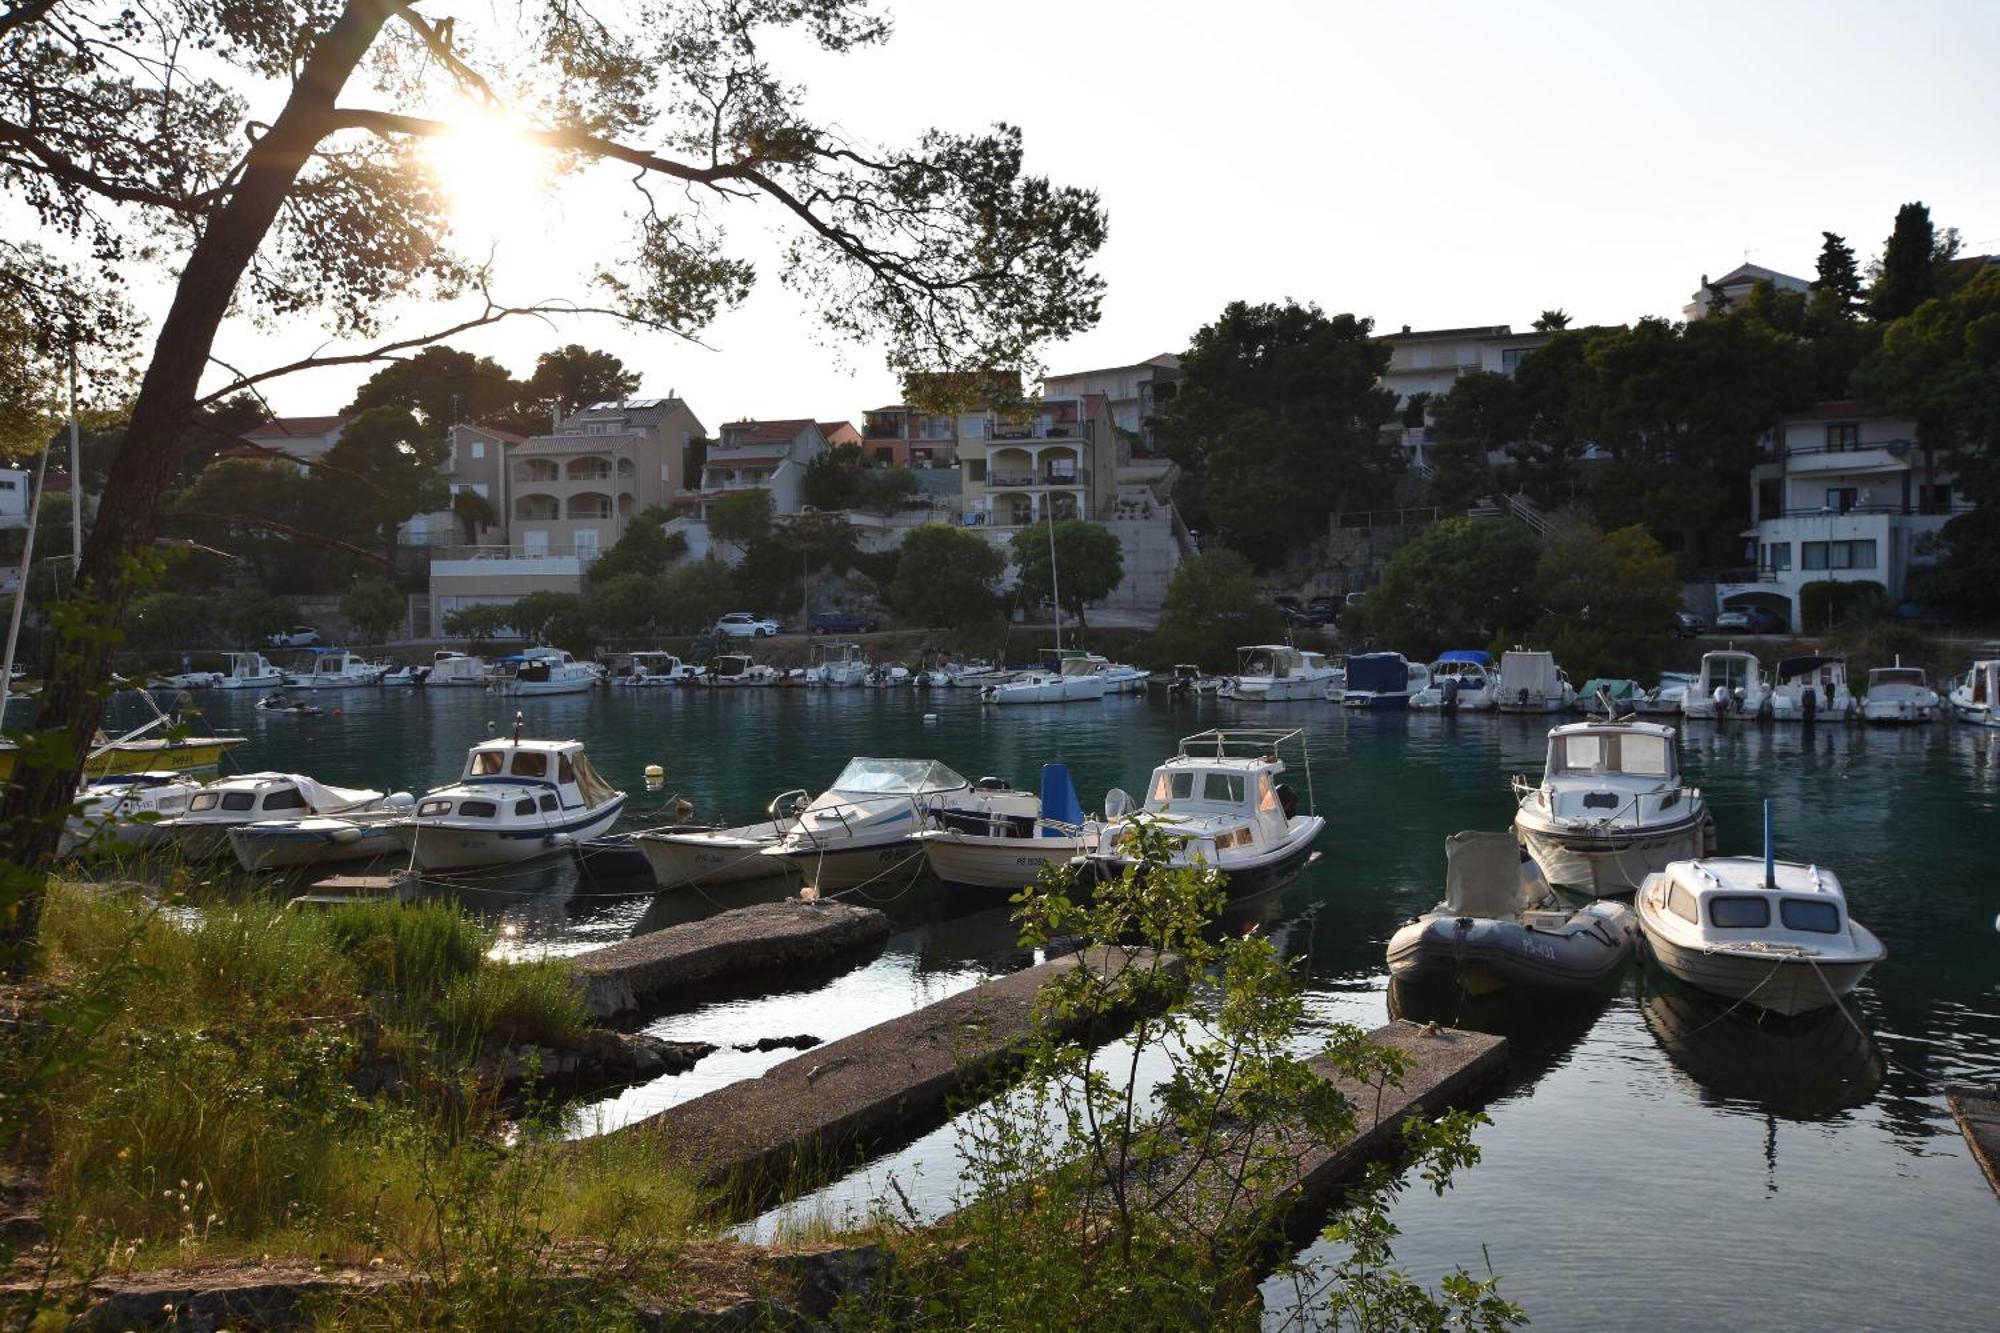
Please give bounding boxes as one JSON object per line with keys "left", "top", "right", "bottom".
{"left": 138, "top": 685, "right": 2000, "bottom": 1328}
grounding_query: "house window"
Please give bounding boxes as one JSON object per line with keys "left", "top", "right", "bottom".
{"left": 583, "top": 421, "right": 618, "bottom": 436}
{"left": 1501, "top": 346, "right": 1532, "bottom": 373}
{"left": 1761, "top": 542, "right": 1791, "bottom": 572}
{"left": 1920, "top": 482, "right": 1954, "bottom": 514}
{"left": 1757, "top": 478, "right": 1783, "bottom": 520}
{"left": 522, "top": 530, "right": 550, "bottom": 557}
{"left": 968, "top": 459, "right": 987, "bottom": 482}
{"left": 471, "top": 440, "right": 485, "bottom": 459}
{"left": 1802, "top": 541, "right": 1827, "bottom": 571}
{"left": 574, "top": 530, "right": 599, "bottom": 561}
{"left": 1825, "top": 487, "right": 1857, "bottom": 514}
{"left": 1804, "top": 539, "right": 1875, "bottom": 570}
{"left": 1826, "top": 423, "right": 1859, "bottom": 451}
{"left": 963, "top": 416, "right": 988, "bottom": 440}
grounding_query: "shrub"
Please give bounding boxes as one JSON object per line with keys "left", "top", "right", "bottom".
{"left": 1799, "top": 579, "right": 1888, "bottom": 631}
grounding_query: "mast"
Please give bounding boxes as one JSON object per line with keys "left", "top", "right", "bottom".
{"left": 0, "top": 437, "right": 58, "bottom": 725}
{"left": 67, "top": 347, "right": 82, "bottom": 567}
{"left": 1047, "top": 509, "right": 1062, "bottom": 652}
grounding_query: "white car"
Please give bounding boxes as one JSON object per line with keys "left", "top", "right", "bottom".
{"left": 714, "top": 612, "right": 780, "bottom": 639}
{"left": 265, "top": 625, "right": 321, "bottom": 648}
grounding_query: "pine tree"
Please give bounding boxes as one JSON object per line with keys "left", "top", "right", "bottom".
{"left": 1809, "top": 232, "right": 1862, "bottom": 321}
{"left": 1870, "top": 203, "right": 1941, "bottom": 321}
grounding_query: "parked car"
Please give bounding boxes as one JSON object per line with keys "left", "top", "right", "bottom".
{"left": 1673, "top": 610, "right": 1707, "bottom": 638}
{"left": 715, "top": 611, "right": 780, "bottom": 639}
{"left": 1713, "top": 606, "right": 1786, "bottom": 635}
{"left": 265, "top": 625, "right": 321, "bottom": 648}
{"left": 809, "top": 611, "right": 880, "bottom": 635}
{"left": 1307, "top": 596, "right": 1340, "bottom": 622}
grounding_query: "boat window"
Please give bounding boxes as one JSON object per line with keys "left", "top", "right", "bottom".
{"left": 189, "top": 792, "right": 220, "bottom": 812}
{"left": 829, "top": 756, "right": 970, "bottom": 795}
{"left": 514, "top": 798, "right": 537, "bottom": 816}
{"left": 261, "top": 787, "right": 307, "bottom": 811}
{"left": 1153, "top": 770, "right": 1196, "bottom": 803}
{"left": 1257, "top": 773, "right": 1280, "bottom": 813}
{"left": 539, "top": 794, "right": 559, "bottom": 813}
{"left": 1202, "top": 772, "right": 1246, "bottom": 804}
{"left": 417, "top": 799, "right": 452, "bottom": 817}
{"left": 1780, "top": 899, "right": 1842, "bottom": 933}
{"left": 1558, "top": 735, "right": 1604, "bottom": 772}
{"left": 512, "top": 752, "right": 548, "bottom": 778}
{"left": 458, "top": 800, "right": 498, "bottom": 819}
{"left": 1871, "top": 668, "right": 1924, "bottom": 687}
{"left": 472, "top": 750, "right": 505, "bottom": 775}
{"left": 220, "top": 791, "right": 256, "bottom": 812}
{"left": 1708, "top": 895, "right": 1772, "bottom": 929}
{"left": 1617, "top": 734, "right": 1671, "bottom": 778}
{"left": 559, "top": 755, "right": 576, "bottom": 784}
{"left": 1666, "top": 882, "right": 1699, "bottom": 923}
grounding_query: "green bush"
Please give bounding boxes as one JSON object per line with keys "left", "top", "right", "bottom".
{"left": 1799, "top": 579, "right": 1888, "bottom": 631}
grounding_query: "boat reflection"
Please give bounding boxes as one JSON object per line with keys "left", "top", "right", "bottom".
{"left": 1386, "top": 973, "right": 1613, "bottom": 1089}
{"left": 1638, "top": 970, "right": 1885, "bottom": 1119}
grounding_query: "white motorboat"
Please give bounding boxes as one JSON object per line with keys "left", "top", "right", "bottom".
{"left": 1080, "top": 728, "right": 1323, "bottom": 894}
{"left": 156, "top": 772, "right": 391, "bottom": 860}
{"left": 1769, "top": 654, "right": 1856, "bottom": 722}
{"left": 60, "top": 772, "right": 204, "bottom": 858}
{"left": 867, "top": 661, "right": 913, "bottom": 688}
{"left": 1512, "top": 719, "right": 1714, "bottom": 896}
{"left": 1948, "top": 658, "right": 2000, "bottom": 728}
{"left": 1497, "top": 649, "right": 1575, "bottom": 714}
{"left": 762, "top": 757, "right": 1040, "bottom": 890}
{"left": 1093, "top": 660, "right": 1147, "bottom": 694}
{"left": 228, "top": 798, "right": 417, "bottom": 871}
{"left": 945, "top": 660, "right": 1010, "bottom": 688}
{"left": 615, "top": 650, "right": 701, "bottom": 688}
{"left": 214, "top": 651, "right": 286, "bottom": 691}
{"left": 705, "top": 653, "right": 781, "bottom": 687}
{"left": 1411, "top": 650, "right": 1499, "bottom": 711}
{"left": 1341, "top": 652, "right": 1426, "bottom": 709}
{"left": 391, "top": 732, "right": 626, "bottom": 872}
{"left": 1386, "top": 831, "right": 1638, "bottom": 992}
{"left": 1681, "top": 650, "right": 1770, "bottom": 721}
{"left": 491, "top": 646, "right": 597, "bottom": 696}
{"left": 633, "top": 791, "right": 809, "bottom": 890}
{"left": 805, "top": 641, "right": 871, "bottom": 687}
{"left": 1860, "top": 660, "right": 1940, "bottom": 725}
{"left": 1160, "top": 663, "right": 1225, "bottom": 697}
{"left": 1633, "top": 671, "right": 1696, "bottom": 717}
{"left": 1218, "top": 644, "right": 1339, "bottom": 702}
{"left": 285, "top": 648, "right": 385, "bottom": 690}
{"left": 155, "top": 668, "right": 222, "bottom": 689}
{"left": 918, "top": 762, "right": 1096, "bottom": 891}
{"left": 984, "top": 653, "right": 1108, "bottom": 704}
{"left": 427, "top": 650, "right": 488, "bottom": 687}
{"left": 380, "top": 663, "right": 428, "bottom": 687}
{"left": 1636, "top": 853, "right": 1885, "bottom": 1017}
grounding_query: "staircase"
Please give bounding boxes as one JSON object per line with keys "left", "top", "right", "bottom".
{"left": 1466, "top": 491, "right": 1549, "bottom": 535}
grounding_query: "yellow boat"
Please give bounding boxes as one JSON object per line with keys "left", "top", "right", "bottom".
{"left": 0, "top": 735, "right": 245, "bottom": 781}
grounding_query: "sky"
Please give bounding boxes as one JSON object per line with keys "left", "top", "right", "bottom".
{"left": 216, "top": 0, "right": 2000, "bottom": 430}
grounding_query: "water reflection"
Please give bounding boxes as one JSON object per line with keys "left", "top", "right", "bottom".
{"left": 1388, "top": 974, "right": 1615, "bottom": 1090}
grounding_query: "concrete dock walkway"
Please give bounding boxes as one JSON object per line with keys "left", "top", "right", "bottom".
{"left": 1945, "top": 1084, "right": 2000, "bottom": 1199}
{"left": 570, "top": 898, "right": 892, "bottom": 1021}
{"left": 632, "top": 946, "right": 1181, "bottom": 1205}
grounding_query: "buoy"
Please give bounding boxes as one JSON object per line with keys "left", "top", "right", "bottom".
{"left": 922, "top": 712, "right": 939, "bottom": 724}
{"left": 644, "top": 762, "right": 665, "bottom": 791}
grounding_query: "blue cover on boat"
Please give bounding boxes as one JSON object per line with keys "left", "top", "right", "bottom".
{"left": 1039, "top": 762, "right": 1083, "bottom": 835}
{"left": 1438, "top": 649, "right": 1494, "bottom": 666}
{"left": 1344, "top": 653, "right": 1409, "bottom": 693}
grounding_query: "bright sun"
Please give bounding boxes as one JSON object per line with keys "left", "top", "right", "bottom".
{"left": 422, "top": 110, "right": 552, "bottom": 250}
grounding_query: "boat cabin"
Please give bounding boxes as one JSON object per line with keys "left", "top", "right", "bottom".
{"left": 1962, "top": 660, "right": 2000, "bottom": 707}
{"left": 1697, "top": 650, "right": 1763, "bottom": 694}
{"left": 1654, "top": 858, "right": 1853, "bottom": 945}
{"left": 1236, "top": 645, "right": 1330, "bottom": 680}
{"left": 811, "top": 641, "right": 866, "bottom": 668}
{"left": 184, "top": 772, "right": 377, "bottom": 819}
{"left": 416, "top": 738, "right": 617, "bottom": 821}
{"left": 1543, "top": 721, "right": 1680, "bottom": 786}
{"left": 1138, "top": 729, "right": 1301, "bottom": 852}
{"left": 1776, "top": 655, "right": 1848, "bottom": 690}
{"left": 1059, "top": 653, "right": 1111, "bottom": 678}
{"left": 1431, "top": 650, "right": 1496, "bottom": 684}
{"left": 1867, "top": 664, "right": 1929, "bottom": 692}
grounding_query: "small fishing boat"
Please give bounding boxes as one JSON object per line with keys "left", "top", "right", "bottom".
{"left": 1769, "top": 654, "right": 1856, "bottom": 722}
{"left": 615, "top": 650, "right": 701, "bottom": 688}
{"left": 255, "top": 693, "right": 323, "bottom": 716}
{"left": 157, "top": 772, "right": 392, "bottom": 860}
{"left": 214, "top": 651, "right": 287, "bottom": 691}
{"left": 1497, "top": 649, "right": 1575, "bottom": 714}
{"left": 804, "top": 641, "right": 871, "bottom": 687}
{"left": 1385, "top": 831, "right": 1638, "bottom": 992}
{"left": 867, "top": 660, "right": 913, "bottom": 688}
{"left": 918, "top": 762, "right": 1095, "bottom": 890}
{"left": 490, "top": 646, "right": 597, "bottom": 696}
{"left": 285, "top": 648, "right": 385, "bottom": 690}
{"left": 0, "top": 697, "right": 246, "bottom": 781}
{"left": 1080, "top": 728, "right": 1323, "bottom": 894}
{"left": 380, "top": 663, "right": 429, "bottom": 687}
{"left": 1948, "top": 658, "right": 2000, "bottom": 728}
{"left": 426, "top": 650, "right": 488, "bottom": 687}
{"left": 1093, "top": 660, "right": 1148, "bottom": 694}
{"left": 1859, "top": 659, "right": 1940, "bottom": 725}
{"left": 633, "top": 792, "right": 806, "bottom": 890}
{"left": 227, "top": 798, "right": 417, "bottom": 871}
{"left": 1635, "top": 812, "right": 1885, "bottom": 1017}
{"left": 984, "top": 652, "right": 1108, "bottom": 704}
{"left": 1681, "top": 650, "right": 1769, "bottom": 721}
{"left": 1219, "top": 644, "right": 1339, "bottom": 702}
{"left": 1161, "top": 663, "right": 1226, "bottom": 697}
{"left": 1632, "top": 671, "right": 1697, "bottom": 718}
{"left": 945, "top": 660, "right": 1010, "bottom": 688}
{"left": 1340, "top": 652, "right": 1425, "bottom": 709}
{"left": 391, "top": 728, "right": 626, "bottom": 872}
{"left": 763, "top": 758, "right": 1041, "bottom": 890}
{"left": 155, "top": 668, "right": 223, "bottom": 689}
{"left": 60, "top": 772, "right": 204, "bottom": 858}
{"left": 1512, "top": 719, "right": 1713, "bottom": 896}
{"left": 1411, "top": 651, "right": 1499, "bottom": 711}
{"left": 706, "top": 653, "right": 781, "bottom": 687}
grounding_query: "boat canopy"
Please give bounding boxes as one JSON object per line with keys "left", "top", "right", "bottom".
{"left": 1868, "top": 666, "right": 1926, "bottom": 687}
{"left": 1437, "top": 649, "right": 1494, "bottom": 666}
{"left": 1343, "top": 653, "right": 1408, "bottom": 693}
{"left": 1500, "top": 650, "right": 1563, "bottom": 697}
{"left": 829, "top": 756, "right": 970, "bottom": 795}
{"left": 1238, "top": 645, "right": 1302, "bottom": 677}
{"left": 1578, "top": 678, "right": 1637, "bottom": 700}
{"left": 1775, "top": 655, "right": 1845, "bottom": 681}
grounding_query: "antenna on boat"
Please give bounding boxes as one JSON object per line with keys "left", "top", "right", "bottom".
{"left": 512, "top": 709, "right": 525, "bottom": 744}
{"left": 1762, "top": 798, "right": 1775, "bottom": 890}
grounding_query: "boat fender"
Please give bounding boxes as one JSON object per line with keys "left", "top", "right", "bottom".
{"left": 546, "top": 831, "right": 575, "bottom": 847}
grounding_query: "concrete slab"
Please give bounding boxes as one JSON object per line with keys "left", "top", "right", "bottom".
{"left": 1945, "top": 1084, "right": 2000, "bottom": 1200}
{"left": 631, "top": 946, "right": 1181, "bottom": 1207}
{"left": 570, "top": 898, "right": 892, "bottom": 1021}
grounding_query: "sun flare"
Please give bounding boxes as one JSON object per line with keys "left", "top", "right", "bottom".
{"left": 422, "top": 110, "right": 552, "bottom": 248}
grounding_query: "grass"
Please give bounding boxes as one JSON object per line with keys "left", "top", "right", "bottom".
{"left": 7, "top": 883, "right": 703, "bottom": 1276}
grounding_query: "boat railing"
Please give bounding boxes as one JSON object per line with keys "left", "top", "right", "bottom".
{"left": 1175, "top": 727, "right": 1305, "bottom": 759}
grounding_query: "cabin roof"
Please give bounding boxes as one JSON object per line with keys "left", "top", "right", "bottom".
{"left": 1669, "top": 857, "right": 1842, "bottom": 899}
{"left": 472, "top": 736, "right": 584, "bottom": 753}
{"left": 1548, "top": 719, "right": 1677, "bottom": 741}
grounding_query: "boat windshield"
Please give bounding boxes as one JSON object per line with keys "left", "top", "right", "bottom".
{"left": 829, "top": 757, "right": 968, "bottom": 795}
{"left": 1705, "top": 656, "right": 1757, "bottom": 688}
{"left": 1870, "top": 668, "right": 1925, "bottom": 687}
{"left": 1238, "top": 647, "right": 1294, "bottom": 677}
{"left": 1550, "top": 731, "right": 1674, "bottom": 779}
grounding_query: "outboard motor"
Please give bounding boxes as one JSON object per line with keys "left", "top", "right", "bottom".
{"left": 1802, "top": 687, "right": 1817, "bottom": 724}
{"left": 1713, "top": 684, "right": 1732, "bottom": 713}
{"left": 1440, "top": 677, "right": 1460, "bottom": 713}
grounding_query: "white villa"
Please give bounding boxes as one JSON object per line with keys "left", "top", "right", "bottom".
{"left": 694, "top": 418, "right": 827, "bottom": 520}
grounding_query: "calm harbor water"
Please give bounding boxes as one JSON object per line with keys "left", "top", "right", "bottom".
{"left": 125, "top": 683, "right": 2000, "bottom": 1328}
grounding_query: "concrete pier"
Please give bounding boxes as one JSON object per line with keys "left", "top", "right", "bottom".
{"left": 1945, "top": 1085, "right": 2000, "bottom": 1199}
{"left": 570, "top": 898, "right": 892, "bottom": 1021}
{"left": 633, "top": 946, "right": 1181, "bottom": 1204}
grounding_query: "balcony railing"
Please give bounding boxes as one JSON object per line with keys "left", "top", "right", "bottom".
{"left": 987, "top": 467, "right": 1091, "bottom": 489}
{"left": 1758, "top": 501, "right": 1975, "bottom": 520}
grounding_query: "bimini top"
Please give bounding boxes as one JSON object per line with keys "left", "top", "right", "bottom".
{"left": 1344, "top": 653, "right": 1410, "bottom": 693}
{"left": 827, "top": 757, "right": 970, "bottom": 796}
{"left": 1437, "top": 649, "right": 1495, "bottom": 666}
{"left": 1775, "top": 655, "right": 1845, "bottom": 681}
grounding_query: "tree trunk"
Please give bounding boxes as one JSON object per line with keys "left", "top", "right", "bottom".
{"left": 1, "top": 1, "right": 399, "bottom": 974}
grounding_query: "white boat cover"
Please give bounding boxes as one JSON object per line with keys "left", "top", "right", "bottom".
{"left": 1445, "top": 831, "right": 1542, "bottom": 917}
{"left": 1500, "top": 651, "right": 1563, "bottom": 700}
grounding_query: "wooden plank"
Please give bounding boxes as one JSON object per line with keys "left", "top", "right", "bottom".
{"left": 1945, "top": 1085, "right": 2000, "bottom": 1201}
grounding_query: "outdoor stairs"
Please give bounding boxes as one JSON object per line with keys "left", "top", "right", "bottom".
{"left": 1467, "top": 491, "right": 1549, "bottom": 535}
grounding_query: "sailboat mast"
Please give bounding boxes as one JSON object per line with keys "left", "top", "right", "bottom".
{"left": 0, "top": 433, "right": 58, "bottom": 724}
{"left": 1047, "top": 510, "right": 1062, "bottom": 653}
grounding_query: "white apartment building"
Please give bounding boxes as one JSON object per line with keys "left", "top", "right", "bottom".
{"left": 1718, "top": 401, "right": 1970, "bottom": 629}
{"left": 1375, "top": 324, "right": 1554, "bottom": 472}
{"left": 0, "top": 467, "right": 28, "bottom": 529}
{"left": 1683, "top": 262, "right": 1811, "bottom": 321}
{"left": 1040, "top": 353, "right": 1179, "bottom": 446}
{"left": 694, "top": 419, "right": 827, "bottom": 518}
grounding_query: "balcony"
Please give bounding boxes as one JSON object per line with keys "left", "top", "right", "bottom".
{"left": 988, "top": 466, "right": 1090, "bottom": 490}
{"left": 1779, "top": 440, "right": 1913, "bottom": 475}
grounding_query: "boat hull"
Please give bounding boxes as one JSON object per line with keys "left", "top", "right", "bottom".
{"left": 0, "top": 736, "right": 246, "bottom": 782}
{"left": 921, "top": 831, "right": 1087, "bottom": 890}
{"left": 394, "top": 799, "right": 625, "bottom": 872}
{"left": 498, "top": 678, "right": 596, "bottom": 696}
{"left": 1341, "top": 692, "right": 1412, "bottom": 710}
{"left": 764, "top": 834, "right": 930, "bottom": 890}
{"left": 1950, "top": 700, "right": 1999, "bottom": 727}
{"left": 1223, "top": 677, "right": 1331, "bottom": 702}
{"left": 1385, "top": 903, "right": 1635, "bottom": 992}
{"left": 635, "top": 822, "right": 790, "bottom": 889}
{"left": 1641, "top": 929, "right": 1876, "bottom": 1016}
{"left": 229, "top": 821, "right": 403, "bottom": 871}
{"left": 1514, "top": 811, "right": 1712, "bottom": 897}
{"left": 1082, "top": 824, "right": 1321, "bottom": 897}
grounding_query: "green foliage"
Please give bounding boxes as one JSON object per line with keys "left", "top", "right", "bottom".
{"left": 1868, "top": 201, "right": 1959, "bottom": 323}
{"left": 1429, "top": 372, "right": 1525, "bottom": 511}
{"left": 345, "top": 346, "right": 524, "bottom": 431}
{"left": 707, "top": 488, "right": 775, "bottom": 547}
{"left": 1798, "top": 579, "right": 1888, "bottom": 632}
{"left": 1533, "top": 308, "right": 1571, "bottom": 331}
{"left": 339, "top": 579, "right": 405, "bottom": 644}
{"left": 126, "top": 591, "right": 206, "bottom": 652}
{"left": 802, "top": 444, "right": 864, "bottom": 511}
{"left": 451, "top": 488, "right": 498, "bottom": 543}
{"left": 587, "top": 505, "right": 686, "bottom": 582}
{"left": 505, "top": 591, "right": 593, "bottom": 653}
{"left": 518, "top": 345, "right": 641, "bottom": 426}
{"left": 1858, "top": 265, "right": 2000, "bottom": 494}
{"left": 1531, "top": 521, "right": 1682, "bottom": 680}
{"left": 1010, "top": 520, "right": 1123, "bottom": 629}
{"left": 889, "top": 523, "right": 1004, "bottom": 628}
{"left": 1151, "top": 548, "right": 1283, "bottom": 670}
{"left": 314, "top": 407, "right": 452, "bottom": 558}
{"left": 441, "top": 602, "right": 513, "bottom": 647}
{"left": 1810, "top": 231, "right": 1864, "bottom": 325}
{"left": 583, "top": 572, "right": 665, "bottom": 639}
{"left": 853, "top": 465, "right": 919, "bottom": 516}
{"left": 732, "top": 511, "right": 863, "bottom": 617}
{"left": 1159, "top": 300, "right": 1400, "bottom": 567}
{"left": 212, "top": 587, "right": 299, "bottom": 647}
{"left": 1354, "top": 518, "right": 1540, "bottom": 661}
{"left": 655, "top": 559, "right": 740, "bottom": 634}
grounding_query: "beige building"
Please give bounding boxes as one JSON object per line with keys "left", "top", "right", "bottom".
{"left": 238, "top": 415, "right": 353, "bottom": 467}
{"left": 958, "top": 393, "right": 1121, "bottom": 530}
{"left": 694, "top": 419, "right": 827, "bottom": 518}
{"left": 505, "top": 397, "right": 704, "bottom": 560}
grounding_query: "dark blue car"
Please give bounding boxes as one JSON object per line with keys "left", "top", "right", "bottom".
{"left": 809, "top": 611, "right": 879, "bottom": 635}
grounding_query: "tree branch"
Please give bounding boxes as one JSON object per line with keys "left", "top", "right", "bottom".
{"left": 0, "top": 120, "right": 219, "bottom": 213}
{"left": 0, "top": 0, "right": 59, "bottom": 40}
{"left": 325, "top": 107, "right": 759, "bottom": 188}
{"left": 168, "top": 512, "right": 395, "bottom": 569}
